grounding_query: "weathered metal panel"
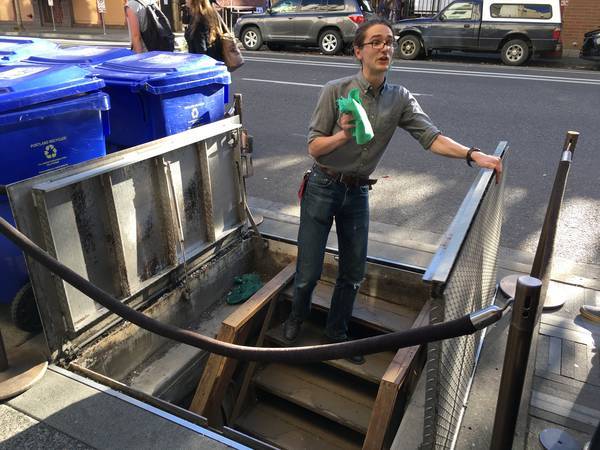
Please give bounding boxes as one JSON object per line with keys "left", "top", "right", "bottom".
{"left": 6, "top": 117, "right": 244, "bottom": 352}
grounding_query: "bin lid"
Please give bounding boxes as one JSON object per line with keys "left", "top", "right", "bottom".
{"left": 0, "top": 90, "right": 110, "bottom": 127}
{"left": 94, "top": 51, "right": 231, "bottom": 94}
{"left": 25, "top": 46, "right": 134, "bottom": 65}
{"left": 0, "top": 63, "right": 105, "bottom": 113}
{"left": 0, "top": 36, "right": 58, "bottom": 62}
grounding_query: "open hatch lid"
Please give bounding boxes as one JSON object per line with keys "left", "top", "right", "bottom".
{"left": 6, "top": 116, "right": 247, "bottom": 355}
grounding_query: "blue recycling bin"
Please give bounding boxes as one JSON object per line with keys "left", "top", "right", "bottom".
{"left": 0, "top": 63, "right": 110, "bottom": 304}
{"left": 0, "top": 36, "right": 58, "bottom": 63}
{"left": 93, "top": 51, "right": 231, "bottom": 150}
{"left": 25, "top": 45, "right": 134, "bottom": 67}
{"left": 0, "top": 196, "right": 28, "bottom": 306}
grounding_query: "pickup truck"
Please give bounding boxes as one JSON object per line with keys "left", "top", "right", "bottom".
{"left": 393, "top": 0, "right": 562, "bottom": 65}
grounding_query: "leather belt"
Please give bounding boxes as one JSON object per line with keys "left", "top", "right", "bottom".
{"left": 316, "top": 165, "right": 377, "bottom": 189}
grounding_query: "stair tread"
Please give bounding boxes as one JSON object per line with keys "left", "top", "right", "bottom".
{"left": 254, "top": 363, "right": 374, "bottom": 434}
{"left": 266, "top": 321, "right": 395, "bottom": 384}
{"left": 282, "top": 281, "right": 418, "bottom": 332}
{"left": 236, "top": 401, "right": 362, "bottom": 450}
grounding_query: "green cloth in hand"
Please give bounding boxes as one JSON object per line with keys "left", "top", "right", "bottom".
{"left": 336, "top": 88, "right": 374, "bottom": 145}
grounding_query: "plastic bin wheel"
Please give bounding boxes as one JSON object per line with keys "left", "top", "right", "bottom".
{"left": 10, "top": 283, "right": 42, "bottom": 333}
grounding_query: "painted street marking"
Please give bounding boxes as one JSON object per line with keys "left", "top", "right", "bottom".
{"left": 242, "top": 77, "right": 430, "bottom": 96}
{"left": 242, "top": 56, "right": 600, "bottom": 86}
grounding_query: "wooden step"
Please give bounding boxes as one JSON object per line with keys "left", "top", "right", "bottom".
{"left": 235, "top": 400, "right": 362, "bottom": 450}
{"left": 254, "top": 363, "right": 374, "bottom": 434}
{"left": 281, "top": 281, "right": 418, "bottom": 332}
{"left": 265, "top": 321, "right": 395, "bottom": 384}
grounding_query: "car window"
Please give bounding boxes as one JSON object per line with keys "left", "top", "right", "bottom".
{"left": 300, "top": 0, "right": 326, "bottom": 11}
{"left": 271, "top": 0, "right": 301, "bottom": 13}
{"left": 490, "top": 3, "right": 552, "bottom": 19}
{"left": 326, "top": 0, "right": 345, "bottom": 11}
{"left": 441, "top": 2, "right": 474, "bottom": 20}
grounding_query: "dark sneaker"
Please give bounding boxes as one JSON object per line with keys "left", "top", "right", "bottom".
{"left": 580, "top": 305, "right": 600, "bottom": 324}
{"left": 283, "top": 318, "right": 302, "bottom": 342}
{"left": 324, "top": 335, "right": 365, "bottom": 365}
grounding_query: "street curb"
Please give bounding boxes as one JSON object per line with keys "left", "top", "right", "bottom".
{"left": 1, "top": 28, "right": 598, "bottom": 71}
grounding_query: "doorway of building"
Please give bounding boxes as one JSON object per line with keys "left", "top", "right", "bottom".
{"left": 39, "top": 0, "right": 64, "bottom": 26}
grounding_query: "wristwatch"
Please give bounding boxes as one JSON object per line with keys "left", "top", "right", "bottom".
{"left": 466, "top": 147, "right": 481, "bottom": 167}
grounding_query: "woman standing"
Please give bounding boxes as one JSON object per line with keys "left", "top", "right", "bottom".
{"left": 184, "top": 0, "right": 223, "bottom": 60}
{"left": 125, "top": 0, "right": 150, "bottom": 53}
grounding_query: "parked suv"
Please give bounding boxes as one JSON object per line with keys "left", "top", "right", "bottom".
{"left": 233, "top": 0, "right": 373, "bottom": 55}
{"left": 580, "top": 28, "right": 600, "bottom": 62}
{"left": 394, "top": 0, "right": 562, "bottom": 65}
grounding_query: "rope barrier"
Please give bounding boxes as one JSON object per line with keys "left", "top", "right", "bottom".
{"left": 0, "top": 216, "right": 506, "bottom": 363}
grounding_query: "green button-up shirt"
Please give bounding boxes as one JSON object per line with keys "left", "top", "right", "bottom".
{"left": 308, "top": 71, "right": 441, "bottom": 178}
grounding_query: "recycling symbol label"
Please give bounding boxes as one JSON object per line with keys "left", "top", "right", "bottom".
{"left": 44, "top": 144, "right": 57, "bottom": 159}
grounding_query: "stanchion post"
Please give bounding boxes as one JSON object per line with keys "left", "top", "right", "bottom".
{"left": 499, "top": 131, "right": 579, "bottom": 309}
{"left": 50, "top": 5, "right": 56, "bottom": 31}
{"left": 490, "top": 276, "right": 542, "bottom": 450}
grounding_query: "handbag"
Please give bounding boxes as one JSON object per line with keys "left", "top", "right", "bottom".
{"left": 217, "top": 13, "right": 244, "bottom": 72}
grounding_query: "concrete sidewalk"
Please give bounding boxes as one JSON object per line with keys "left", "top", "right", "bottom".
{"left": 0, "top": 24, "right": 133, "bottom": 45}
{"left": 1, "top": 196, "right": 598, "bottom": 449}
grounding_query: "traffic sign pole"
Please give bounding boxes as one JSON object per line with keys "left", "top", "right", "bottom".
{"left": 48, "top": 0, "right": 56, "bottom": 31}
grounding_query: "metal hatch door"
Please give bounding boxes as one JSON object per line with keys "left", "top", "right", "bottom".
{"left": 6, "top": 117, "right": 247, "bottom": 357}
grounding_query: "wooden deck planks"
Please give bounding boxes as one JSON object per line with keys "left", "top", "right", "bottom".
{"left": 561, "top": 339, "right": 589, "bottom": 382}
{"left": 533, "top": 375, "right": 600, "bottom": 413}
{"left": 540, "top": 323, "right": 595, "bottom": 346}
{"left": 548, "top": 336, "right": 562, "bottom": 375}
{"left": 536, "top": 334, "right": 550, "bottom": 372}
{"left": 528, "top": 284, "right": 600, "bottom": 443}
{"left": 530, "top": 390, "right": 600, "bottom": 428}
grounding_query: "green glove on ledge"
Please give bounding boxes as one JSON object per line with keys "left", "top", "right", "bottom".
{"left": 337, "top": 88, "right": 374, "bottom": 145}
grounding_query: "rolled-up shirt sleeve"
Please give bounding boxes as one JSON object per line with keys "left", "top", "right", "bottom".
{"left": 307, "top": 82, "right": 338, "bottom": 144}
{"left": 398, "top": 90, "right": 441, "bottom": 150}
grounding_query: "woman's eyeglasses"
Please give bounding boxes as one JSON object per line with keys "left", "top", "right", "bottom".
{"left": 361, "top": 40, "right": 398, "bottom": 50}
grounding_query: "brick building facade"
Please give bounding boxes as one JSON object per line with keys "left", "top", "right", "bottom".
{"left": 561, "top": 0, "right": 600, "bottom": 54}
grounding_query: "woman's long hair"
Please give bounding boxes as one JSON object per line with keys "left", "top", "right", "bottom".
{"left": 188, "top": 0, "right": 221, "bottom": 45}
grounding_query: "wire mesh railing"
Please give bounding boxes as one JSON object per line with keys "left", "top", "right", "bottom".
{"left": 422, "top": 142, "right": 508, "bottom": 449}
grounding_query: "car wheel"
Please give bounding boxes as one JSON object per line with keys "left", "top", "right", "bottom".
{"left": 10, "top": 282, "right": 42, "bottom": 332}
{"left": 319, "top": 29, "right": 342, "bottom": 55}
{"left": 398, "top": 35, "right": 422, "bottom": 60}
{"left": 241, "top": 27, "right": 262, "bottom": 51}
{"left": 501, "top": 39, "right": 530, "bottom": 66}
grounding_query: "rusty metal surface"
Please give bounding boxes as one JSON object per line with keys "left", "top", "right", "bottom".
{"left": 6, "top": 117, "right": 244, "bottom": 355}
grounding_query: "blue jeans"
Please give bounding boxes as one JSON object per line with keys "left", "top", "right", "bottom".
{"left": 290, "top": 166, "right": 369, "bottom": 340}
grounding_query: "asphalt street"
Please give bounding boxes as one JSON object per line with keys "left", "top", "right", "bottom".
{"left": 230, "top": 52, "right": 600, "bottom": 267}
